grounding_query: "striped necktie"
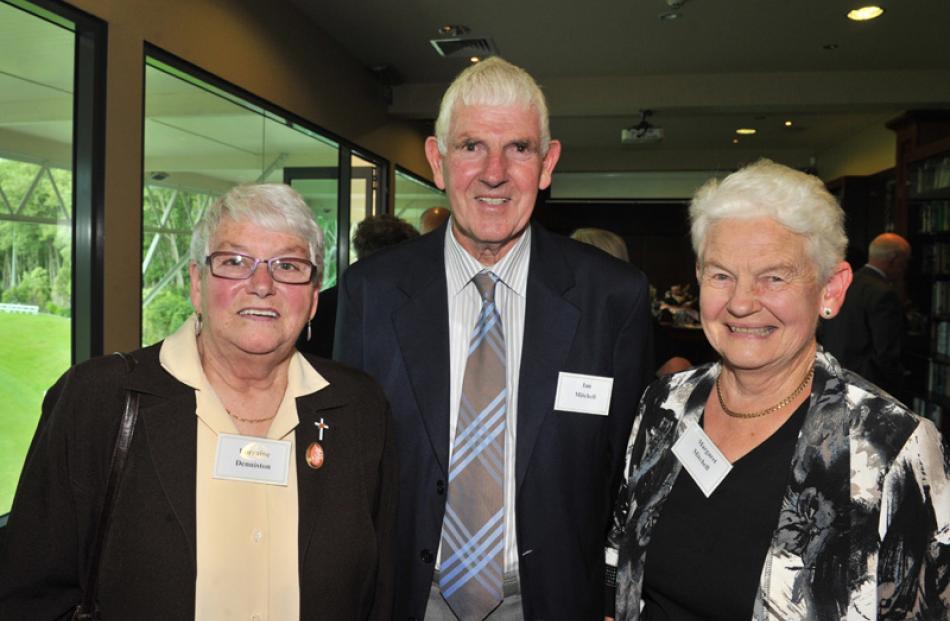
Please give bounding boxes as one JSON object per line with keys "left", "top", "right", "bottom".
{"left": 439, "top": 270, "right": 507, "bottom": 621}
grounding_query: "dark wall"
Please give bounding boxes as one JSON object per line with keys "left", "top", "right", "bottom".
{"left": 826, "top": 169, "right": 894, "bottom": 268}
{"left": 534, "top": 199, "right": 696, "bottom": 296}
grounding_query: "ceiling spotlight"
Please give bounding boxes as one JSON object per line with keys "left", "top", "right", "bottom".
{"left": 784, "top": 120, "right": 794, "bottom": 127}
{"left": 659, "top": 0, "right": 686, "bottom": 20}
{"left": 847, "top": 6, "right": 884, "bottom": 21}
{"left": 469, "top": 56, "right": 481, "bottom": 63}
{"left": 732, "top": 138, "right": 739, "bottom": 144}
{"left": 437, "top": 24, "right": 470, "bottom": 36}
{"left": 736, "top": 128, "right": 757, "bottom": 135}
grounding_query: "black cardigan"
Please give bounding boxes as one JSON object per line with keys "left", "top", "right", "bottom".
{"left": 0, "top": 343, "right": 397, "bottom": 620}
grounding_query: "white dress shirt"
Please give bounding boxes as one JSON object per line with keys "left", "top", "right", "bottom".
{"left": 440, "top": 222, "right": 531, "bottom": 576}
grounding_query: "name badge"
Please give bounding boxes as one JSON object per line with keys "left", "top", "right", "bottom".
{"left": 554, "top": 372, "right": 614, "bottom": 416}
{"left": 213, "top": 433, "right": 292, "bottom": 486}
{"left": 671, "top": 423, "right": 732, "bottom": 497}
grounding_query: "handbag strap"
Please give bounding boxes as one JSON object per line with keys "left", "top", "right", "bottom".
{"left": 74, "top": 352, "right": 140, "bottom": 619}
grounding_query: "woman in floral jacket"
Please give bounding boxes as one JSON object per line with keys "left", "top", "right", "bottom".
{"left": 606, "top": 160, "right": 949, "bottom": 620}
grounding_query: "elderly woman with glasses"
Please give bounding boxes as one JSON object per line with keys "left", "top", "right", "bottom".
{"left": 605, "top": 160, "right": 949, "bottom": 620}
{"left": 0, "top": 184, "right": 397, "bottom": 620}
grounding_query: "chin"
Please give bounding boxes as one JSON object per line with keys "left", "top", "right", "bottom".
{"left": 236, "top": 336, "right": 290, "bottom": 356}
{"left": 718, "top": 348, "right": 774, "bottom": 370}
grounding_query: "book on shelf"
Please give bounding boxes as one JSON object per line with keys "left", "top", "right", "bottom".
{"left": 917, "top": 200, "right": 950, "bottom": 233}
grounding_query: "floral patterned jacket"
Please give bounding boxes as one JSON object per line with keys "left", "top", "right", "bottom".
{"left": 606, "top": 349, "right": 950, "bottom": 620}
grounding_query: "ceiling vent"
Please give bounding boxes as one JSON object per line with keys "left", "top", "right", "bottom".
{"left": 622, "top": 110, "right": 665, "bottom": 145}
{"left": 430, "top": 36, "right": 497, "bottom": 59}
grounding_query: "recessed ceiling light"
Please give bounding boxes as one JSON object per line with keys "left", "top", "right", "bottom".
{"left": 736, "top": 128, "right": 757, "bottom": 135}
{"left": 732, "top": 138, "right": 739, "bottom": 144}
{"left": 469, "top": 56, "right": 481, "bottom": 63}
{"left": 658, "top": 11, "right": 682, "bottom": 20}
{"left": 437, "top": 24, "right": 470, "bottom": 36}
{"left": 784, "top": 120, "right": 793, "bottom": 127}
{"left": 847, "top": 6, "right": 884, "bottom": 21}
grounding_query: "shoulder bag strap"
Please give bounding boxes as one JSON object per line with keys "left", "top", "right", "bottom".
{"left": 73, "top": 352, "right": 139, "bottom": 620}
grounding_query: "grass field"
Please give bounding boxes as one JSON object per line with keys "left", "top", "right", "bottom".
{"left": 0, "top": 313, "right": 71, "bottom": 515}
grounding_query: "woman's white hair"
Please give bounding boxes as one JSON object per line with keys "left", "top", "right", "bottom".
{"left": 434, "top": 56, "right": 551, "bottom": 156}
{"left": 689, "top": 159, "right": 846, "bottom": 280}
{"left": 190, "top": 183, "right": 325, "bottom": 285}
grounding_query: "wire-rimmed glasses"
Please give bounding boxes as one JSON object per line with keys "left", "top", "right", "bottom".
{"left": 205, "top": 251, "right": 316, "bottom": 284}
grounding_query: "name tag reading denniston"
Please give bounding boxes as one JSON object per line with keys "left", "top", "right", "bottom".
{"left": 554, "top": 372, "right": 614, "bottom": 416}
{"left": 214, "top": 433, "right": 292, "bottom": 486}
{"left": 671, "top": 423, "right": 732, "bottom": 497}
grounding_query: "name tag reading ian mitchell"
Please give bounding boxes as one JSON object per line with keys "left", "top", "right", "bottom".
{"left": 554, "top": 372, "right": 614, "bottom": 416}
{"left": 214, "top": 433, "right": 292, "bottom": 486}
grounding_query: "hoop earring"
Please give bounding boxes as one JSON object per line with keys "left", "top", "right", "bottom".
{"left": 821, "top": 307, "right": 833, "bottom": 318}
{"left": 195, "top": 313, "right": 203, "bottom": 335}
{"left": 306, "top": 321, "right": 312, "bottom": 342}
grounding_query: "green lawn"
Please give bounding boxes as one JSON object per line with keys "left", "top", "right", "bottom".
{"left": 0, "top": 313, "right": 71, "bottom": 515}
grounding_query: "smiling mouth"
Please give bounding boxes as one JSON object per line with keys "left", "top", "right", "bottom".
{"left": 239, "top": 309, "right": 278, "bottom": 318}
{"left": 477, "top": 197, "right": 509, "bottom": 205}
{"left": 729, "top": 325, "right": 773, "bottom": 336}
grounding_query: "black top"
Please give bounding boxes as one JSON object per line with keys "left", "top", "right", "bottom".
{"left": 641, "top": 399, "right": 808, "bottom": 620}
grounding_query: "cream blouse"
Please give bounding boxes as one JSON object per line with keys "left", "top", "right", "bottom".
{"left": 159, "top": 318, "right": 328, "bottom": 621}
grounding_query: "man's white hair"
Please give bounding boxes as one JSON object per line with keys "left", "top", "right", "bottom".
{"left": 434, "top": 57, "right": 551, "bottom": 156}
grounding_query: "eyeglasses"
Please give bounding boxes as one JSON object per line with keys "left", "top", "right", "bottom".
{"left": 205, "top": 252, "right": 315, "bottom": 284}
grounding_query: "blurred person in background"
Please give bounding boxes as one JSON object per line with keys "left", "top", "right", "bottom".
{"left": 819, "top": 232, "right": 910, "bottom": 399}
{"left": 299, "top": 212, "right": 418, "bottom": 358}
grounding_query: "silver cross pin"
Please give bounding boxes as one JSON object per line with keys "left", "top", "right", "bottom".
{"left": 315, "top": 418, "right": 330, "bottom": 441}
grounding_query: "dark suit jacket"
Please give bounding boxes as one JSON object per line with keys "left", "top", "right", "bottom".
{"left": 297, "top": 284, "right": 339, "bottom": 359}
{"left": 335, "top": 223, "right": 653, "bottom": 620}
{"left": 819, "top": 265, "right": 904, "bottom": 397}
{"left": 0, "top": 344, "right": 396, "bottom": 620}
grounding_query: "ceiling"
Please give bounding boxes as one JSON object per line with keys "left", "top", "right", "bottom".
{"left": 292, "top": 0, "right": 950, "bottom": 176}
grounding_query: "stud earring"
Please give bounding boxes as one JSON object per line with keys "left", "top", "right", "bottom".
{"left": 306, "top": 321, "right": 312, "bottom": 342}
{"left": 822, "top": 307, "right": 833, "bottom": 318}
{"left": 195, "top": 313, "right": 203, "bottom": 335}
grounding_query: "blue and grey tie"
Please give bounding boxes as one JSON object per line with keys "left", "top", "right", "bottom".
{"left": 439, "top": 270, "right": 507, "bottom": 621}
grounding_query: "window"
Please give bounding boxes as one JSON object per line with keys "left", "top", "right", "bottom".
{"left": 0, "top": 0, "right": 103, "bottom": 516}
{"left": 394, "top": 168, "right": 446, "bottom": 232}
{"left": 142, "top": 55, "right": 345, "bottom": 345}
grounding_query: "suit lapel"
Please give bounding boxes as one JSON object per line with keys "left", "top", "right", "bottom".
{"left": 127, "top": 358, "right": 199, "bottom": 559}
{"left": 516, "top": 226, "right": 580, "bottom": 488}
{"left": 295, "top": 385, "right": 349, "bottom": 563}
{"left": 392, "top": 231, "right": 452, "bottom": 474}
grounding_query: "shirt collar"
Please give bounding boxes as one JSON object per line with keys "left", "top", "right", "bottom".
{"left": 160, "top": 315, "right": 329, "bottom": 438}
{"left": 864, "top": 263, "right": 888, "bottom": 280}
{"left": 444, "top": 219, "right": 531, "bottom": 297}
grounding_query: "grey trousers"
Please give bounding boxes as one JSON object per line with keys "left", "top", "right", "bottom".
{"left": 424, "top": 576, "right": 524, "bottom": 621}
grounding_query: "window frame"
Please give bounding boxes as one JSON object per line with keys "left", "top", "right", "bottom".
{"left": 141, "top": 45, "right": 391, "bottom": 342}
{"left": 0, "top": 0, "right": 107, "bottom": 524}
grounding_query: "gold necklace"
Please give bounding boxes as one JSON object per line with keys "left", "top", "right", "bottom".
{"left": 226, "top": 409, "right": 278, "bottom": 423}
{"left": 716, "top": 366, "right": 814, "bottom": 419}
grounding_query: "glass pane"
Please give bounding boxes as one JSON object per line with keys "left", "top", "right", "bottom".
{"left": 349, "top": 154, "right": 377, "bottom": 263}
{"left": 142, "top": 61, "right": 340, "bottom": 345}
{"left": 394, "top": 170, "right": 447, "bottom": 232}
{"left": 0, "top": 0, "right": 75, "bottom": 515}
{"left": 287, "top": 177, "right": 339, "bottom": 289}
